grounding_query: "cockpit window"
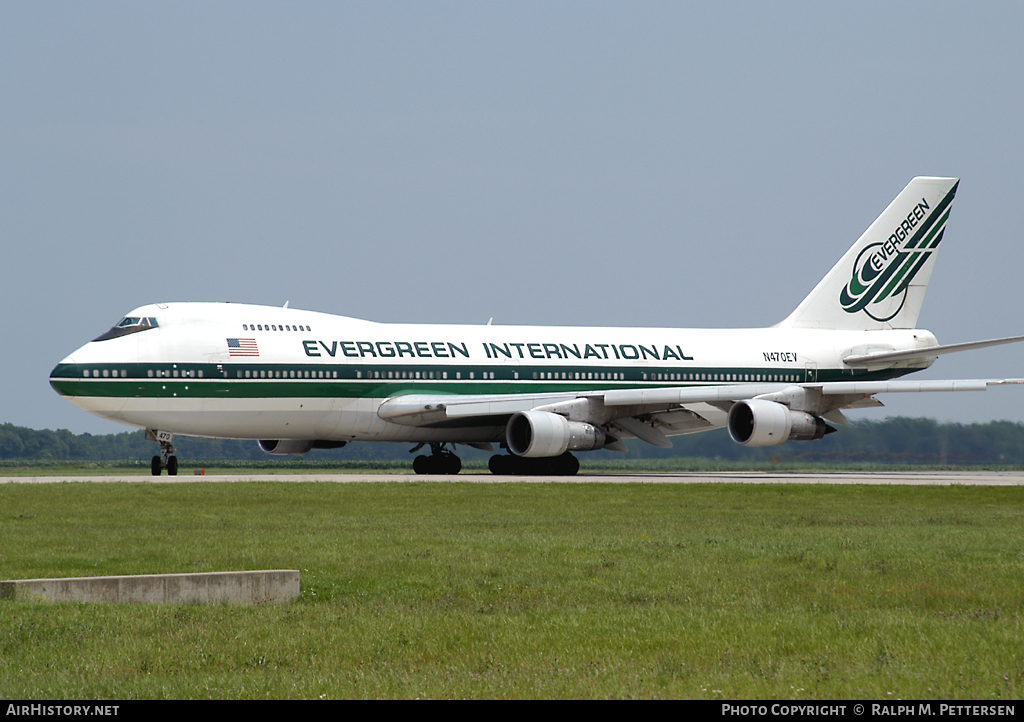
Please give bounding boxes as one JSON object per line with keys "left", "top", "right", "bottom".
{"left": 93, "top": 316, "right": 160, "bottom": 342}
{"left": 116, "top": 317, "right": 158, "bottom": 328}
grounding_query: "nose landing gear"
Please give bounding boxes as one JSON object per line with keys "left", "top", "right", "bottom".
{"left": 147, "top": 429, "right": 178, "bottom": 476}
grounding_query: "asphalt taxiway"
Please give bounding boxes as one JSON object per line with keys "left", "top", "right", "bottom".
{"left": 2, "top": 471, "right": 1023, "bottom": 485}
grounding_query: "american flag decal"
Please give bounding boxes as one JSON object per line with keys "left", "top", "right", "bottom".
{"left": 227, "top": 338, "right": 259, "bottom": 357}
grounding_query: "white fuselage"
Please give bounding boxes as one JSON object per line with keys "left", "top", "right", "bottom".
{"left": 50, "top": 302, "right": 937, "bottom": 443}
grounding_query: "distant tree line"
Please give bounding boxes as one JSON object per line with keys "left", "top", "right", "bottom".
{"left": 2, "top": 418, "right": 1024, "bottom": 465}
{"left": 599, "top": 417, "right": 1024, "bottom": 466}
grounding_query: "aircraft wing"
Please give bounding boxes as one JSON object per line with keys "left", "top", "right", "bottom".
{"left": 602, "top": 378, "right": 1023, "bottom": 406}
{"left": 377, "top": 378, "right": 1024, "bottom": 446}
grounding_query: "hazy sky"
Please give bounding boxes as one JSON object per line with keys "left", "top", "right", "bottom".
{"left": 3, "top": 2, "right": 1023, "bottom": 435}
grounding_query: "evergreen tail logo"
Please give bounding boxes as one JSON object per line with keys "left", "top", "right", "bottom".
{"left": 839, "top": 183, "right": 957, "bottom": 322}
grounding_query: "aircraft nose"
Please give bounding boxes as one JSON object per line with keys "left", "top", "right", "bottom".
{"left": 49, "top": 354, "right": 79, "bottom": 396}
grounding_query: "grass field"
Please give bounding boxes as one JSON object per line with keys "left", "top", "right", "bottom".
{"left": 1, "top": 481, "right": 1023, "bottom": 699}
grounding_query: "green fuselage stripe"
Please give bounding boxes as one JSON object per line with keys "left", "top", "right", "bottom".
{"left": 50, "top": 361, "right": 911, "bottom": 399}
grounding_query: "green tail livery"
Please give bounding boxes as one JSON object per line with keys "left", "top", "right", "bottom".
{"left": 840, "top": 182, "right": 957, "bottom": 321}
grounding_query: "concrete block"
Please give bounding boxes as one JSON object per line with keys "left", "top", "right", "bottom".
{"left": 0, "top": 570, "right": 300, "bottom": 605}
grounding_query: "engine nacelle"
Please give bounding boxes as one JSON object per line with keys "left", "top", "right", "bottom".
{"left": 727, "top": 399, "right": 830, "bottom": 447}
{"left": 506, "top": 410, "right": 607, "bottom": 457}
{"left": 258, "top": 439, "right": 347, "bottom": 455}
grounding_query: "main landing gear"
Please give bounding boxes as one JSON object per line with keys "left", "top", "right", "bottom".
{"left": 412, "top": 443, "right": 463, "bottom": 475}
{"left": 488, "top": 451, "right": 580, "bottom": 476}
{"left": 147, "top": 429, "right": 178, "bottom": 476}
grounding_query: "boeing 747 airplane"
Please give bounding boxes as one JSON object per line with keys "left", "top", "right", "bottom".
{"left": 50, "top": 177, "right": 1023, "bottom": 475}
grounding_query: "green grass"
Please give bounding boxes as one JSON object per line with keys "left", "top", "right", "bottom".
{"left": 1, "top": 482, "right": 1023, "bottom": 698}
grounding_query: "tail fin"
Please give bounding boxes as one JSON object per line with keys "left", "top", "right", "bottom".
{"left": 779, "top": 176, "right": 959, "bottom": 330}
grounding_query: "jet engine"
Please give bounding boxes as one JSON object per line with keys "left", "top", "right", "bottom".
{"left": 727, "top": 399, "right": 832, "bottom": 446}
{"left": 506, "top": 410, "right": 607, "bottom": 457}
{"left": 258, "top": 439, "right": 348, "bottom": 455}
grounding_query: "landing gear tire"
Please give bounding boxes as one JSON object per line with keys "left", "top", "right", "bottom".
{"left": 488, "top": 454, "right": 511, "bottom": 475}
{"left": 488, "top": 452, "right": 579, "bottom": 476}
{"left": 413, "top": 447, "right": 462, "bottom": 475}
{"left": 557, "top": 453, "right": 580, "bottom": 476}
{"left": 148, "top": 430, "right": 178, "bottom": 476}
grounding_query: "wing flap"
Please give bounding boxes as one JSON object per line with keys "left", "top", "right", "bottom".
{"left": 602, "top": 383, "right": 783, "bottom": 407}
{"left": 378, "top": 391, "right": 579, "bottom": 427}
{"left": 612, "top": 416, "right": 673, "bottom": 448}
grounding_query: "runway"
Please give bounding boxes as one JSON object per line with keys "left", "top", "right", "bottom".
{"left": 3, "top": 471, "right": 1024, "bottom": 485}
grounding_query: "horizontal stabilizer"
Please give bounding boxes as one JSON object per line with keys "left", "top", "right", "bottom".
{"left": 843, "top": 334, "right": 1024, "bottom": 367}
